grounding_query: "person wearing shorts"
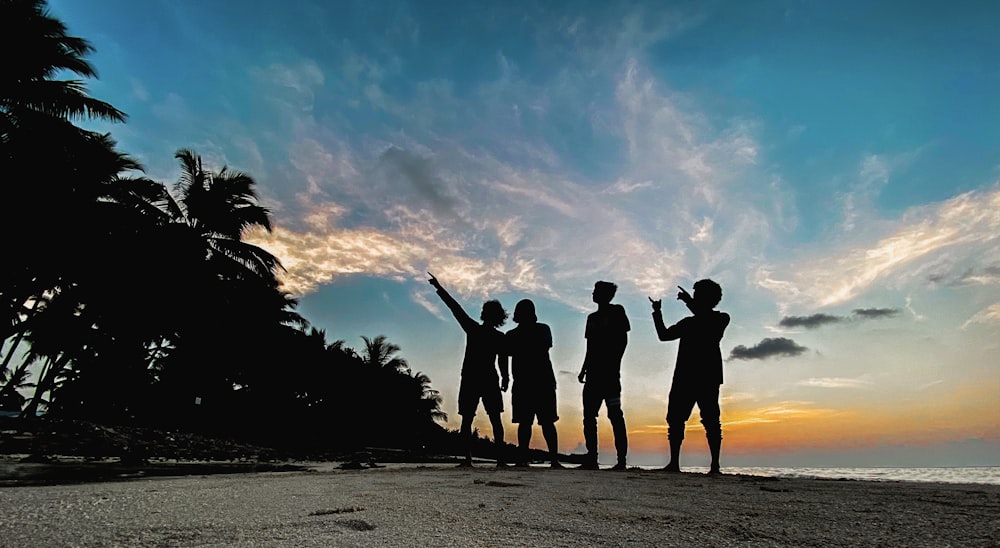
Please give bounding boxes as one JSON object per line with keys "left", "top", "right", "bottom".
{"left": 429, "top": 273, "right": 509, "bottom": 467}
{"left": 505, "top": 299, "right": 562, "bottom": 468}
{"left": 650, "top": 279, "right": 730, "bottom": 474}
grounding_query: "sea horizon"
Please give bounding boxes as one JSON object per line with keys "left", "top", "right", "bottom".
{"left": 626, "top": 465, "right": 1000, "bottom": 486}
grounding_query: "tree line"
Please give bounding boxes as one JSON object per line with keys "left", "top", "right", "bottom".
{"left": 0, "top": 0, "right": 450, "bottom": 454}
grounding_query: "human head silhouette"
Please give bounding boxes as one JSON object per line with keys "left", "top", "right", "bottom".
{"left": 480, "top": 300, "right": 509, "bottom": 328}
{"left": 693, "top": 279, "right": 723, "bottom": 309}
{"left": 512, "top": 299, "right": 537, "bottom": 324}
{"left": 592, "top": 281, "right": 617, "bottom": 305}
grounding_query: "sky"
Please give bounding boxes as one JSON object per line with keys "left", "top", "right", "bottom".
{"left": 50, "top": 0, "right": 999, "bottom": 467}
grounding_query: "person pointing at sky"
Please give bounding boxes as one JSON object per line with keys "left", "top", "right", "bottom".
{"left": 650, "top": 280, "right": 730, "bottom": 474}
{"left": 428, "top": 272, "right": 510, "bottom": 467}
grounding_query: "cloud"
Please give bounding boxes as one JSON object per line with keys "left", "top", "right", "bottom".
{"left": 758, "top": 186, "right": 1000, "bottom": 308}
{"left": 954, "top": 266, "right": 1000, "bottom": 286}
{"left": 779, "top": 313, "right": 842, "bottom": 329}
{"left": 962, "top": 302, "right": 1000, "bottom": 328}
{"left": 851, "top": 307, "right": 900, "bottom": 319}
{"left": 778, "top": 308, "right": 900, "bottom": 329}
{"left": 797, "top": 377, "right": 873, "bottom": 389}
{"left": 377, "top": 147, "right": 462, "bottom": 221}
{"left": 728, "top": 337, "right": 808, "bottom": 361}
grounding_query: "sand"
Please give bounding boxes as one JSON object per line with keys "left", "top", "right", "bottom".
{"left": 1, "top": 463, "right": 997, "bottom": 547}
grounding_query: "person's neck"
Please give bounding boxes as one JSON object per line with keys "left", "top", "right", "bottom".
{"left": 597, "top": 301, "right": 612, "bottom": 311}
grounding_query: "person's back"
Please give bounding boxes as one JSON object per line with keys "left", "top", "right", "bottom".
{"left": 584, "top": 303, "right": 629, "bottom": 382}
{"left": 578, "top": 280, "right": 630, "bottom": 470}
{"left": 506, "top": 299, "right": 561, "bottom": 468}
{"left": 507, "top": 322, "right": 555, "bottom": 387}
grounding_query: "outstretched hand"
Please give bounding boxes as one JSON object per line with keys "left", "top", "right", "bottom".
{"left": 676, "top": 285, "right": 693, "bottom": 305}
{"left": 648, "top": 296, "right": 662, "bottom": 312}
{"left": 427, "top": 272, "right": 441, "bottom": 290}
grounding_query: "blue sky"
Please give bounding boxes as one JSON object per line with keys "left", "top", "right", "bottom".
{"left": 51, "top": 0, "right": 999, "bottom": 466}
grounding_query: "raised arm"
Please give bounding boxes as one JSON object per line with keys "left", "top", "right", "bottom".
{"left": 428, "top": 273, "right": 476, "bottom": 331}
{"left": 650, "top": 296, "right": 683, "bottom": 341}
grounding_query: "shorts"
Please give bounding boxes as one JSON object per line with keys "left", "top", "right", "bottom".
{"left": 458, "top": 375, "right": 503, "bottom": 417}
{"left": 666, "top": 383, "right": 720, "bottom": 430}
{"left": 511, "top": 384, "right": 558, "bottom": 424}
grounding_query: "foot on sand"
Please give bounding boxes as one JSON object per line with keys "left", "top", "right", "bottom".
{"left": 550, "top": 461, "right": 565, "bottom": 469}
{"left": 610, "top": 462, "right": 627, "bottom": 471}
{"left": 661, "top": 464, "right": 681, "bottom": 473}
{"left": 456, "top": 461, "right": 473, "bottom": 468}
{"left": 577, "top": 462, "right": 600, "bottom": 470}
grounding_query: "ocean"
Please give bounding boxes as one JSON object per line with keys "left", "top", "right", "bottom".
{"left": 632, "top": 465, "right": 1000, "bottom": 485}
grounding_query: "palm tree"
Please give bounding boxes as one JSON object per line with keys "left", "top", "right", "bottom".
{"left": 0, "top": 0, "right": 126, "bottom": 138}
{"left": 0, "top": 0, "right": 136, "bottom": 406}
{"left": 359, "top": 335, "right": 410, "bottom": 372}
{"left": 167, "top": 148, "right": 281, "bottom": 281}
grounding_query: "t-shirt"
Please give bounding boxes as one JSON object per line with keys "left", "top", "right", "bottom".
{"left": 583, "top": 304, "right": 630, "bottom": 381}
{"left": 505, "top": 322, "right": 556, "bottom": 390}
{"left": 437, "top": 288, "right": 505, "bottom": 379}
{"left": 653, "top": 309, "right": 730, "bottom": 385}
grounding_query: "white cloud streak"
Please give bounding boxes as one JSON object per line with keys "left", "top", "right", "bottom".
{"left": 758, "top": 186, "right": 1000, "bottom": 308}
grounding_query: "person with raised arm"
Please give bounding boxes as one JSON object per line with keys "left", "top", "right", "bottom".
{"left": 429, "top": 273, "right": 510, "bottom": 467}
{"left": 650, "top": 279, "right": 730, "bottom": 474}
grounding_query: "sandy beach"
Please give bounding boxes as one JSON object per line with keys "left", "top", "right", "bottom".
{"left": 1, "top": 463, "right": 998, "bottom": 547}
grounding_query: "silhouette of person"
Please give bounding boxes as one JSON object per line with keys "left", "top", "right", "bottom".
{"left": 577, "top": 281, "right": 629, "bottom": 471}
{"left": 505, "top": 299, "right": 562, "bottom": 468}
{"left": 428, "top": 273, "right": 509, "bottom": 467}
{"left": 650, "top": 279, "right": 730, "bottom": 474}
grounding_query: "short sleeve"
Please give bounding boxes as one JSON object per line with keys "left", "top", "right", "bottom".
{"left": 617, "top": 305, "right": 631, "bottom": 333}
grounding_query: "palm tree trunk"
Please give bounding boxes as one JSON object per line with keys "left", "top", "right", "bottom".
{"left": 0, "top": 297, "right": 38, "bottom": 379}
{"left": 20, "top": 354, "right": 66, "bottom": 418}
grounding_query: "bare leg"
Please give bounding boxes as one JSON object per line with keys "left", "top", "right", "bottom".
{"left": 458, "top": 415, "right": 474, "bottom": 467}
{"left": 664, "top": 425, "right": 682, "bottom": 472}
{"left": 541, "top": 422, "right": 562, "bottom": 468}
{"left": 516, "top": 423, "right": 532, "bottom": 466}
{"left": 488, "top": 412, "right": 507, "bottom": 466}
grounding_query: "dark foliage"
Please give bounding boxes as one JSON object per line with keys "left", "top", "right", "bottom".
{"left": 0, "top": 0, "right": 452, "bottom": 460}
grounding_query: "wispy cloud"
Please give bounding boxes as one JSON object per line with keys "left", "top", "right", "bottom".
{"left": 797, "top": 377, "right": 873, "bottom": 389}
{"left": 243, "top": 43, "right": 774, "bottom": 309}
{"left": 962, "top": 302, "right": 1000, "bottom": 328}
{"left": 758, "top": 186, "right": 1000, "bottom": 308}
